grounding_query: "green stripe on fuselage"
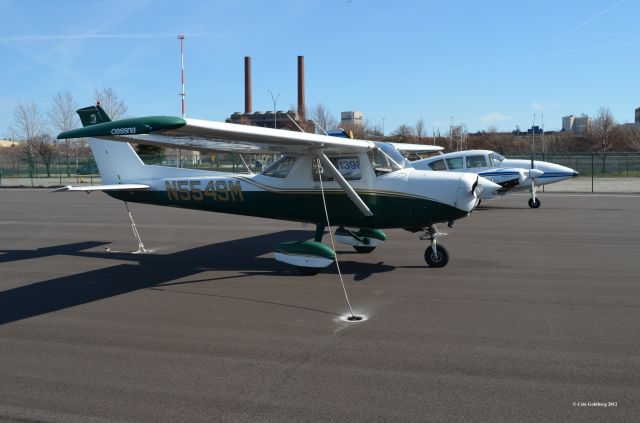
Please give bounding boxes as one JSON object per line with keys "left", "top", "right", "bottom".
{"left": 108, "top": 188, "right": 468, "bottom": 228}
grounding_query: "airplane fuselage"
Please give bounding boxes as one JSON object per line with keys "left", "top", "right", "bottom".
{"left": 108, "top": 162, "right": 478, "bottom": 229}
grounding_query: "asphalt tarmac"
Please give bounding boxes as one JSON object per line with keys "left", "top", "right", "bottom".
{"left": 1, "top": 189, "right": 639, "bottom": 422}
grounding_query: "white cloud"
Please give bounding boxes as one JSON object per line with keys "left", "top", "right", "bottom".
{"left": 531, "top": 102, "right": 560, "bottom": 111}
{"left": 480, "top": 112, "right": 510, "bottom": 123}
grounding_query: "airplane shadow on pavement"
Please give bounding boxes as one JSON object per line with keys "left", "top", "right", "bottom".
{"left": 0, "top": 230, "right": 394, "bottom": 326}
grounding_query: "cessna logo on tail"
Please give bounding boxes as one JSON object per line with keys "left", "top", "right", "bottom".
{"left": 111, "top": 127, "right": 137, "bottom": 135}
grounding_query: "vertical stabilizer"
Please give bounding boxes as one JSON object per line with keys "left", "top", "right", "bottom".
{"left": 88, "top": 139, "right": 147, "bottom": 185}
{"left": 76, "top": 103, "right": 147, "bottom": 184}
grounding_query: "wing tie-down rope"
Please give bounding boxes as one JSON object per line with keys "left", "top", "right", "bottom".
{"left": 315, "top": 157, "right": 356, "bottom": 319}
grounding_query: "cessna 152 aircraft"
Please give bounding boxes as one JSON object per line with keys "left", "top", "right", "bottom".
{"left": 411, "top": 149, "right": 579, "bottom": 208}
{"left": 56, "top": 104, "right": 500, "bottom": 274}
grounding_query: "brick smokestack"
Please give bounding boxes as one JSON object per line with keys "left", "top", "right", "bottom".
{"left": 244, "top": 56, "right": 252, "bottom": 114}
{"left": 297, "top": 55, "right": 305, "bottom": 120}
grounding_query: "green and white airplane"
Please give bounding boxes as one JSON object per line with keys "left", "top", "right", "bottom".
{"left": 56, "top": 104, "right": 500, "bottom": 274}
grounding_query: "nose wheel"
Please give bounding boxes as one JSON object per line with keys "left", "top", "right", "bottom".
{"left": 420, "top": 224, "right": 450, "bottom": 268}
{"left": 528, "top": 197, "right": 541, "bottom": 208}
{"left": 528, "top": 179, "right": 541, "bottom": 208}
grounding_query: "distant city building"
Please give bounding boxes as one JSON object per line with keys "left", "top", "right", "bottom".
{"left": 561, "top": 114, "right": 591, "bottom": 136}
{"left": 341, "top": 111, "right": 364, "bottom": 127}
{"left": 635, "top": 106, "right": 640, "bottom": 124}
{"left": 527, "top": 126, "right": 543, "bottom": 135}
{"left": 562, "top": 115, "right": 575, "bottom": 132}
{"left": 573, "top": 115, "right": 592, "bottom": 136}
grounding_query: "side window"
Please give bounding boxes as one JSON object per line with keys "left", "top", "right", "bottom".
{"left": 445, "top": 157, "right": 463, "bottom": 170}
{"left": 313, "top": 156, "right": 362, "bottom": 181}
{"left": 262, "top": 156, "right": 296, "bottom": 178}
{"left": 466, "top": 155, "right": 488, "bottom": 168}
{"left": 428, "top": 159, "right": 447, "bottom": 171}
{"left": 367, "top": 150, "right": 394, "bottom": 176}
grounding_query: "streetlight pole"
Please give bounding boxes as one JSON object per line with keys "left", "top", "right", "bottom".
{"left": 382, "top": 117, "right": 386, "bottom": 137}
{"left": 268, "top": 89, "right": 280, "bottom": 129}
{"left": 177, "top": 34, "right": 185, "bottom": 168}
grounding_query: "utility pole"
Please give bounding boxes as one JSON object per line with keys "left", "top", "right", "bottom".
{"left": 268, "top": 89, "right": 280, "bottom": 129}
{"left": 177, "top": 34, "right": 185, "bottom": 168}
{"left": 541, "top": 113, "right": 545, "bottom": 157}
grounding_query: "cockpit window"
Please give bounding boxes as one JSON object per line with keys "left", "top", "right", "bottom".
{"left": 445, "top": 157, "right": 463, "bottom": 170}
{"left": 368, "top": 142, "right": 405, "bottom": 176}
{"left": 466, "top": 155, "right": 488, "bottom": 168}
{"left": 489, "top": 152, "right": 505, "bottom": 167}
{"left": 261, "top": 156, "right": 296, "bottom": 178}
{"left": 313, "top": 156, "right": 362, "bottom": 181}
{"left": 428, "top": 159, "right": 447, "bottom": 171}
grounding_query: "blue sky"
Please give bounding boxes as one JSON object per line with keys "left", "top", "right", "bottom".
{"left": 1, "top": 0, "right": 639, "bottom": 137}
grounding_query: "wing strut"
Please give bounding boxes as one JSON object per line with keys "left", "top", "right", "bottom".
{"left": 318, "top": 153, "right": 373, "bottom": 217}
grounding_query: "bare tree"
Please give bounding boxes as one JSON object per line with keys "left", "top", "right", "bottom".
{"left": 415, "top": 118, "right": 425, "bottom": 141}
{"left": 392, "top": 124, "right": 415, "bottom": 142}
{"left": 310, "top": 103, "right": 338, "bottom": 132}
{"left": 36, "top": 134, "right": 57, "bottom": 177}
{"left": 48, "top": 90, "right": 79, "bottom": 176}
{"left": 93, "top": 87, "right": 127, "bottom": 120}
{"left": 591, "top": 107, "right": 617, "bottom": 174}
{"left": 9, "top": 101, "right": 44, "bottom": 142}
{"left": 621, "top": 125, "right": 640, "bottom": 152}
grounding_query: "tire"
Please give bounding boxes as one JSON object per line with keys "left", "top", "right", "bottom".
{"left": 424, "top": 245, "right": 449, "bottom": 268}
{"left": 353, "top": 245, "right": 376, "bottom": 254}
{"left": 296, "top": 266, "right": 321, "bottom": 276}
{"left": 528, "top": 198, "right": 541, "bottom": 208}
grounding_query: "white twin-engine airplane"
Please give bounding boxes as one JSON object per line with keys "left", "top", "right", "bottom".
{"left": 56, "top": 104, "right": 500, "bottom": 274}
{"left": 411, "top": 149, "right": 579, "bottom": 208}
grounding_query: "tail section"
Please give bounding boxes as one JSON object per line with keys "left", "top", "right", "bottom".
{"left": 88, "top": 139, "right": 147, "bottom": 185}
{"left": 77, "top": 103, "right": 112, "bottom": 126}
{"left": 73, "top": 103, "right": 219, "bottom": 185}
{"left": 75, "top": 103, "right": 145, "bottom": 185}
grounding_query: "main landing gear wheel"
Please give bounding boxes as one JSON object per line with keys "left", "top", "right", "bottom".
{"left": 424, "top": 244, "right": 449, "bottom": 268}
{"left": 528, "top": 198, "right": 541, "bottom": 208}
{"left": 353, "top": 245, "right": 376, "bottom": 253}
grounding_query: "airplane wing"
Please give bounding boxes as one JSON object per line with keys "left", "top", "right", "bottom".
{"left": 389, "top": 143, "right": 444, "bottom": 154}
{"left": 57, "top": 107, "right": 377, "bottom": 216}
{"left": 57, "top": 115, "right": 374, "bottom": 155}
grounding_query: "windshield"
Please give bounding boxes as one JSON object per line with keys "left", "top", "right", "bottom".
{"left": 489, "top": 152, "right": 505, "bottom": 167}
{"left": 367, "top": 142, "right": 406, "bottom": 176}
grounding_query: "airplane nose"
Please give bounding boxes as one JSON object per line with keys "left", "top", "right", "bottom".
{"left": 455, "top": 174, "right": 501, "bottom": 212}
{"left": 475, "top": 176, "right": 501, "bottom": 198}
{"left": 572, "top": 171, "right": 579, "bottom": 178}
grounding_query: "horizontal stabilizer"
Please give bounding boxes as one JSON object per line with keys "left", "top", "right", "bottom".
{"left": 51, "top": 184, "right": 151, "bottom": 193}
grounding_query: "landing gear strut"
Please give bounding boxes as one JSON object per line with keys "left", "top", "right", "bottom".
{"left": 528, "top": 180, "right": 541, "bottom": 208}
{"left": 420, "top": 224, "right": 449, "bottom": 268}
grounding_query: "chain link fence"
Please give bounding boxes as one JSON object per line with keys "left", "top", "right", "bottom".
{"left": 1, "top": 152, "right": 639, "bottom": 191}
{"left": 0, "top": 153, "right": 278, "bottom": 187}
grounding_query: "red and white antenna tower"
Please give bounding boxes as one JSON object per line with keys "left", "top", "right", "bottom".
{"left": 178, "top": 34, "right": 185, "bottom": 117}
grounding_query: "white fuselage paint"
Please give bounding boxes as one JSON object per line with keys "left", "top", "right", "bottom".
{"left": 411, "top": 149, "right": 578, "bottom": 192}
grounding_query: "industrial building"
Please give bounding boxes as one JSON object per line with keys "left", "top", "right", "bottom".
{"left": 226, "top": 56, "right": 310, "bottom": 131}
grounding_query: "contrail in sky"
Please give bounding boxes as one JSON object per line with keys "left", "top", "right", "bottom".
{"left": 534, "top": 0, "right": 628, "bottom": 52}
{"left": 3, "top": 33, "right": 234, "bottom": 42}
